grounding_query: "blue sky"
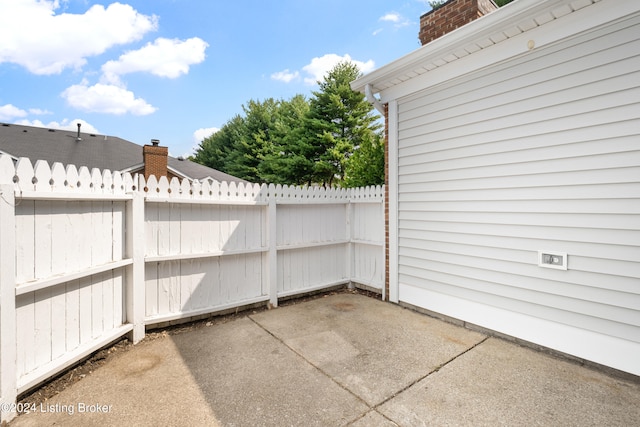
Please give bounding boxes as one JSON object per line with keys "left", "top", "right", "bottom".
{"left": 0, "top": 0, "right": 433, "bottom": 158}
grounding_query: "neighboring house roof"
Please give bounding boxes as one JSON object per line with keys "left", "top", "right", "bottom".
{"left": 352, "top": 0, "right": 632, "bottom": 101}
{"left": 0, "top": 122, "right": 245, "bottom": 183}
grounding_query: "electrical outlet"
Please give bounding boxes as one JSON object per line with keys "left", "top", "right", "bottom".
{"left": 538, "top": 251, "right": 568, "bottom": 270}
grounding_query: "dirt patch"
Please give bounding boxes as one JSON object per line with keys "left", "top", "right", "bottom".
{"left": 18, "top": 339, "right": 133, "bottom": 410}
{"left": 332, "top": 302, "right": 356, "bottom": 311}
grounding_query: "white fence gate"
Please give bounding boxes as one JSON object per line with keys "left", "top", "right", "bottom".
{"left": 0, "top": 155, "right": 384, "bottom": 421}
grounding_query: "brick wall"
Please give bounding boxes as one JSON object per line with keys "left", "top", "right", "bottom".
{"left": 142, "top": 143, "right": 169, "bottom": 180}
{"left": 419, "top": 0, "right": 498, "bottom": 46}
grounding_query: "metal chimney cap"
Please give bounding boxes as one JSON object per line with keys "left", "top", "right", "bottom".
{"left": 151, "top": 139, "right": 160, "bottom": 146}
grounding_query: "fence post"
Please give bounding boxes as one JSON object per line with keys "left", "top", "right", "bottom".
{"left": 0, "top": 184, "right": 17, "bottom": 423}
{"left": 381, "top": 188, "right": 387, "bottom": 301}
{"left": 346, "top": 200, "right": 353, "bottom": 289}
{"left": 126, "top": 191, "right": 145, "bottom": 343}
{"left": 267, "top": 197, "right": 278, "bottom": 307}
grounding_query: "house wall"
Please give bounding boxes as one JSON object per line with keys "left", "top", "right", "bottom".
{"left": 394, "top": 12, "right": 640, "bottom": 375}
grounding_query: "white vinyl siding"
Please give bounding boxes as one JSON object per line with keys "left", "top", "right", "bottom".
{"left": 396, "top": 12, "right": 640, "bottom": 374}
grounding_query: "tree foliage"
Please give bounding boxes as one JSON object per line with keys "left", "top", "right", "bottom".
{"left": 258, "top": 94, "right": 313, "bottom": 185}
{"left": 343, "top": 132, "right": 385, "bottom": 188}
{"left": 193, "top": 114, "right": 242, "bottom": 172}
{"left": 194, "top": 61, "right": 384, "bottom": 187}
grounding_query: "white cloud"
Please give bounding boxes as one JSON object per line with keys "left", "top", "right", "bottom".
{"left": 271, "top": 69, "right": 300, "bottom": 83}
{"left": 61, "top": 79, "right": 157, "bottom": 115}
{"left": 377, "top": 11, "right": 412, "bottom": 31}
{"left": 28, "top": 108, "right": 53, "bottom": 115}
{"left": 302, "top": 54, "right": 375, "bottom": 85}
{"left": 102, "top": 37, "right": 208, "bottom": 81}
{"left": 0, "top": 1, "right": 157, "bottom": 75}
{"left": 15, "top": 118, "right": 100, "bottom": 134}
{"left": 0, "top": 104, "right": 28, "bottom": 121}
{"left": 193, "top": 127, "right": 219, "bottom": 144}
{"left": 0, "top": 104, "right": 56, "bottom": 121}
{"left": 380, "top": 13, "right": 401, "bottom": 23}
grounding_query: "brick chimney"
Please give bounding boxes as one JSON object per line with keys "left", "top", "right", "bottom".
{"left": 142, "top": 139, "right": 168, "bottom": 180}
{"left": 419, "top": 0, "right": 498, "bottom": 46}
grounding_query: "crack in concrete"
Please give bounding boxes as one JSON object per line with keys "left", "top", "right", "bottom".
{"left": 248, "top": 313, "right": 490, "bottom": 426}
{"left": 371, "top": 335, "right": 491, "bottom": 410}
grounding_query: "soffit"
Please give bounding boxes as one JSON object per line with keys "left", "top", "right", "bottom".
{"left": 352, "top": 0, "right": 602, "bottom": 96}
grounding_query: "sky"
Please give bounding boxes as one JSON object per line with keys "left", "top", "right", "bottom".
{"left": 0, "top": 0, "right": 434, "bottom": 158}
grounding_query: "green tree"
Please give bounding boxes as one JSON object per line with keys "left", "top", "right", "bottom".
{"left": 224, "top": 98, "right": 280, "bottom": 182}
{"left": 343, "top": 132, "right": 385, "bottom": 188}
{"left": 193, "top": 114, "right": 244, "bottom": 173}
{"left": 193, "top": 62, "right": 384, "bottom": 187}
{"left": 258, "top": 95, "right": 314, "bottom": 185}
{"left": 303, "top": 61, "right": 382, "bottom": 187}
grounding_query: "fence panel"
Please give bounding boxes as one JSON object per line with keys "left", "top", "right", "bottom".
{"left": 276, "top": 202, "right": 350, "bottom": 296}
{"left": 0, "top": 154, "right": 383, "bottom": 421}
{"left": 142, "top": 182, "right": 269, "bottom": 324}
{"left": 3, "top": 157, "right": 134, "bottom": 399}
{"left": 350, "top": 197, "right": 385, "bottom": 291}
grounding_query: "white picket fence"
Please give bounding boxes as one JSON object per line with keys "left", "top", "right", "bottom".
{"left": 0, "top": 155, "right": 384, "bottom": 420}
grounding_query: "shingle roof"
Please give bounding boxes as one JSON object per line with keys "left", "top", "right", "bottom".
{"left": 0, "top": 123, "right": 245, "bottom": 183}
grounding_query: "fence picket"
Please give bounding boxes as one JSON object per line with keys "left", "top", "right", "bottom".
{"left": 33, "top": 160, "right": 51, "bottom": 193}
{"left": 65, "top": 164, "right": 79, "bottom": 190}
{"left": 102, "top": 170, "right": 113, "bottom": 194}
{"left": 0, "top": 154, "right": 14, "bottom": 184}
{"left": 51, "top": 163, "right": 66, "bottom": 192}
{"left": 65, "top": 280, "right": 80, "bottom": 352}
{"left": 16, "top": 293, "right": 35, "bottom": 377}
{"left": 169, "top": 177, "right": 181, "bottom": 198}
{"left": 90, "top": 168, "right": 101, "bottom": 193}
{"left": 77, "top": 167, "right": 91, "bottom": 192}
{"left": 157, "top": 176, "right": 170, "bottom": 197}
{"left": 15, "top": 158, "right": 34, "bottom": 192}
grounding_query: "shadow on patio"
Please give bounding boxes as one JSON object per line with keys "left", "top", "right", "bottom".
{"left": 9, "top": 291, "right": 640, "bottom": 426}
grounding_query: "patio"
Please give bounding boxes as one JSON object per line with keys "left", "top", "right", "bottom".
{"left": 8, "top": 291, "right": 640, "bottom": 426}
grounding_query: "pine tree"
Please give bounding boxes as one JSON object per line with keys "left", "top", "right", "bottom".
{"left": 224, "top": 98, "right": 280, "bottom": 182}
{"left": 258, "top": 95, "right": 314, "bottom": 185}
{"left": 303, "top": 61, "right": 382, "bottom": 187}
{"left": 343, "top": 131, "right": 384, "bottom": 188}
{"left": 193, "top": 114, "right": 244, "bottom": 173}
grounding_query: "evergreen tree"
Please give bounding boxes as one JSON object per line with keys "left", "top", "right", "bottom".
{"left": 193, "top": 61, "right": 384, "bottom": 187}
{"left": 258, "top": 95, "right": 314, "bottom": 185}
{"left": 193, "top": 114, "right": 244, "bottom": 173}
{"left": 343, "top": 131, "right": 385, "bottom": 188}
{"left": 224, "top": 98, "right": 280, "bottom": 182}
{"left": 303, "top": 61, "right": 382, "bottom": 187}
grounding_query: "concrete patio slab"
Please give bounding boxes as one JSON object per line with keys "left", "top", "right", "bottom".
{"left": 378, "top": 336, "right": 640, "bottom": 426}
{"left": 8, "top": 332, "right": 222, "bottom": 426}
{"left": 8, "top": 291, "right": 640, "bottom": 426}
{"left": 10, "top": 315, "right": 368, "bottom": 427}
{"left": 250, "top": 293, "right": 486, "bottom": 406}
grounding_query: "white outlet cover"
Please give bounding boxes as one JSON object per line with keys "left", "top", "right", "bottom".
{"left": 538, "top": 251, "right": 568, "bottom": 270}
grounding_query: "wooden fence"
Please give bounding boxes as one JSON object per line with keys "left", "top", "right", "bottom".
{"left": 0, "top": 155, "right": 384, "bottom": 421}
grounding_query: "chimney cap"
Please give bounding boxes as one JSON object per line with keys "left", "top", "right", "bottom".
{"left": 151, "top": 138, "right": 160, "bottom": 146}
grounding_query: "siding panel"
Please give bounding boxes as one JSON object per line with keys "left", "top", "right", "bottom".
{"left": 396, "top": 13, "right": 640, "bottom": 374}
